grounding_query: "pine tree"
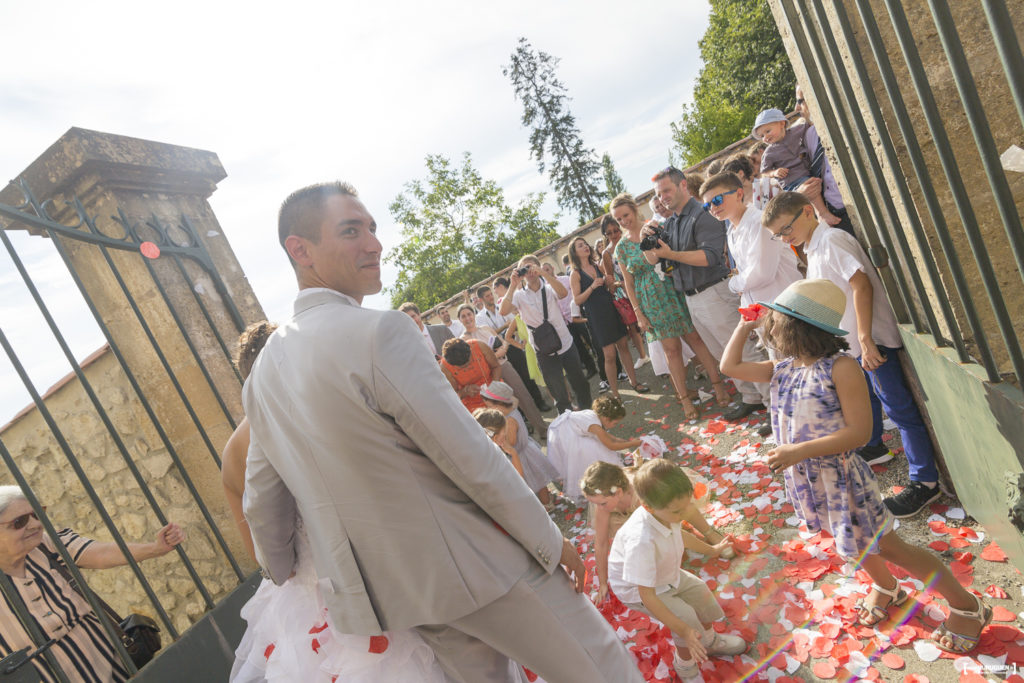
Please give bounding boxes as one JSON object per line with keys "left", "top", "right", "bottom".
{"left": 601, "top": 153, "right": 626, "bottom": 200}
{"left": 503, "top": 37, "right": 604, "bottom": 225}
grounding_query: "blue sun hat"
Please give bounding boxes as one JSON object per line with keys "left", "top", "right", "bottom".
{"left": 752, "top": 108, "right": 787, "bottom": 139}
{"left": 759, "top": 279, "right": 848, "bottom": 336}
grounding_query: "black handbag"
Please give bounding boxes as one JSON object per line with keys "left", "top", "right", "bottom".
{"left": 528, "top": 287, "right": 562, "bottom": 356}
{"left": 40, "top": 544, "right": 161, "bottom": 668}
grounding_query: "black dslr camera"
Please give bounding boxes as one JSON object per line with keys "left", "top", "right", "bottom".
{"left": 640, "top": 226, "right": 667, "bottom": 251}
{"left": 516, "top": 266, "right": 529, "bottom": 277}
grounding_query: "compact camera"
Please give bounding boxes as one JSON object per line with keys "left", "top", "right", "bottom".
{"left": 516, "top": 266, "right": 529, "bottom": 277}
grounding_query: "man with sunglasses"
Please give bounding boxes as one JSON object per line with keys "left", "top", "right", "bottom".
{"left": 646, "top": 167, "right": 770, "bottom": 420}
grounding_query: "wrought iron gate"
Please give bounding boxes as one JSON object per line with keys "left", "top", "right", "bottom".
{"left": 0, "top": 173, "right": 253, "bottom": 680}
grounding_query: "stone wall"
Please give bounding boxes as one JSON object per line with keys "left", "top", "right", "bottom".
{"left": 0, "top": 347, "right": 252, "bottom": 634}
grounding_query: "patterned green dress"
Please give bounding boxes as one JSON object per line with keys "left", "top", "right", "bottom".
{"left": 614, "top": 237, "right": 695, "bottom": 342}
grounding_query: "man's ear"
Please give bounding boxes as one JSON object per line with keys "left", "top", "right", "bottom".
{"left": 284, "top": 234, "right": 313, "bottom": 267}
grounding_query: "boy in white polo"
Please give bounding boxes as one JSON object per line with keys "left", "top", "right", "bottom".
{"left": 762, "top": 191, "right": 942, "bottom": 519}
{"left": 608, "top": 459, "right": 746, "bottom": 679}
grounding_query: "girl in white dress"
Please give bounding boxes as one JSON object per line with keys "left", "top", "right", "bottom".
{"left": 546, "top": 396, "right": 643, "bottom": 502}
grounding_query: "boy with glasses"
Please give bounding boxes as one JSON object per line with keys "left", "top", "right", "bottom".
{"left": 761, "top": 191, "right": 942, "bottom": 518}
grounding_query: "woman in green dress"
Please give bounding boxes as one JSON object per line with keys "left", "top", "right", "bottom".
{"left": 611, "top": 193, "right": 731, "bottom": 419}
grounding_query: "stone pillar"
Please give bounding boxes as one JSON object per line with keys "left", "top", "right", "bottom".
{"left": 0, "top": 128, "right": 265, "bottom": 618}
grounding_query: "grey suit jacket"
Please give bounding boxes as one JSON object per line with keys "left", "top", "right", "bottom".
{"left": 242, "top": 289, "right": 563, "bottom": 635}
{"left": 425, "top": 323, "right": 453, "bottom": 356}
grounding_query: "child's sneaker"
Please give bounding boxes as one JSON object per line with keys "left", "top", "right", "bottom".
{"left": 884, "top": 481, "right": 941, "bottom": 518}
{"left": 706, "top": 632, "right": 748, "bottom": 656}
{"left": 673, "top": 655, "right": 701, "bottom": 680}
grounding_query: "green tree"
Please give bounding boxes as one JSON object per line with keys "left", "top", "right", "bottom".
{"left": 385, "top": 152, "right": 560, "bottom": 309}
{"left": 671, "top": 0, "right": 797, "bottom": 166}
{"left": 601, "top": 153, "right": 626, "bottom": 200}
{"left": 503, "top": 37, "right": 604, "bottom": 224}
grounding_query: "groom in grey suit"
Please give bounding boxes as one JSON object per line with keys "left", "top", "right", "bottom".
{"left": 242, "top": 181, "right": 642, "bottom": 682}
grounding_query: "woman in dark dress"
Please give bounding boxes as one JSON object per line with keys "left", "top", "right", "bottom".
{"left": 568, "top": 237, "right": 649, "bottom": 400}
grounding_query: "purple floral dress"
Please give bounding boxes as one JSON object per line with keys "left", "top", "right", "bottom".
{"left": 772, "top": 354, "right": 893, "bottom": 559}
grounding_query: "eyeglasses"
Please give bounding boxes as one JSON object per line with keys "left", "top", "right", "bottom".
{"left": 2, "top": 507, "right": 45, "bottom": 530}
{"left": 702, "top": 189, "right": 738, "bottom": 212}
{"left": 795, "top": 98, "right": 805, "bottom": 105}
{"left": 769, "top": 212, "right": 803, "bottom": 241}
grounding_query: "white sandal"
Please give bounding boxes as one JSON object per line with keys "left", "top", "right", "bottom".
{"left": 855, "top": 581, "right": 908, "bottom": 626}
{"left": 932, "top": 593, "right": 992, "bottom": 655}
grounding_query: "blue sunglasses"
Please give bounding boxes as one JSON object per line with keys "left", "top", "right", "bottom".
{"left": 702, "top": 189, "right": 738, "bottom": 212}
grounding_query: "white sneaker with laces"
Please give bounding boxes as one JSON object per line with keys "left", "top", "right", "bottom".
{"left": 706, "top": 632, "right": 747, "bottom": 656}
{"left": 634, "top": 356, "right": 650, "bottom": 369}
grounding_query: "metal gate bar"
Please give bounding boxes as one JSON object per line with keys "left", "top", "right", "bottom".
{"left": 0, "top": 229, "right": 215, "bottom": 609}
{"left": 849, "top": 0, "right": 1001, "bottom": 380}
{"left": 927, "top": 0, "right": 1024, "bottom": 291}
{"left": 0, "top": 438, "right": 139, "bottom": 676}
{"left": 0, "top": 327, "right": 175, "bottom": 642}
{"left": 803, "top": 0, "right": 945, "bottom": 341}
{"left": 982, "top": 0, "right": 1024, "bottom": 132}
{"left": 125, "top": 212, "right": 238, "bottom": 442}
{"left": 147, "top": 215, "right": 244, "bottom": 385}
{"left": 779, "top": 0, "right": 918, "bottom": 328}
{"left": 828, "top": 0, "right": 969, "bottom": 362}
{"left": 882, "top": 0, "right": 1024, "bottom": 384}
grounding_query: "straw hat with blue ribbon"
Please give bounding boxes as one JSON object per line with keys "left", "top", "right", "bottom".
{"left": 759, "top": 279, "right": 848, "bottom": 336}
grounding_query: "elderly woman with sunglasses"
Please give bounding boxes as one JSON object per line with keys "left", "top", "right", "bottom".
{"left": 0, "top": 486, "right": 183, "bottom": 683}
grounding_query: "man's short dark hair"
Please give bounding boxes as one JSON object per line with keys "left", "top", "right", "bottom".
{"left": 476, "top": 286, "right": 491, "bottom": 299}
{"left": 651, "top": 166, "right": 685, "bottom": 185}
{"left": 494, "top": 277, "right": 510, "bottom": 289}
{"left": 278, "top": 182, "right": 359, "bottom": 263}
{"left": 398, "top": 302, "right": 420, "bottom": 315}
{"left": 722, "top": 154, "right": 754, "bottom": 180}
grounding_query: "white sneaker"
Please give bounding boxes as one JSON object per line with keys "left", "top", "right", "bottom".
{"left": 634, "top": 356, "right": 651, "bottom": 370}
{"left": 706, "top": 632, "right": 748, "bottom": 657}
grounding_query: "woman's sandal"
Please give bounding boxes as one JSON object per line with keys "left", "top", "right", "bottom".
{"left": 702, "top": 528, "right": 736, "bottom": 559}
{"left": 676, "top": 393, "right": 700, "bottom": 420}
{"left": 711, "top": 380, "right": 731, "bottom": 408}
{"left": 631, "top": 381, "right": 651, "bottom": 394}
{"left": 855, "top": 581, "right": 909, "bottom": 627}
{"left": 932, "top": 593, "right": 992, "bottom": 655}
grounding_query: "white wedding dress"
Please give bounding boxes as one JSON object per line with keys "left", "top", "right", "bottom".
{"left": 230, "top": 518, "right": 448, "bottom": 683}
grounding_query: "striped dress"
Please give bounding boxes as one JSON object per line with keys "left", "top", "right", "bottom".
{"left": 0, "top": 529, "right": 130, "bottom": 683}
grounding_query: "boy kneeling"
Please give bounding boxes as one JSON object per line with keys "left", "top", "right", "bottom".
{"left": 608, "top": 459, "right": 747, "bottom": 680}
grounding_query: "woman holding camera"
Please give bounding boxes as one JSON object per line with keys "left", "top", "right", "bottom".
{"left": 610, "top": 193, "right": 730, "bottom": 419}
{"left": 0, "top": 487, "right": 183, "bottom": 683}
{"left": 458, "top": 305, "right": 548, "bottom": 438}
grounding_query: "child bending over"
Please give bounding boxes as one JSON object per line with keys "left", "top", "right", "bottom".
{"left": 607, "top": 459, "right": 748, "bottom": 679}
{"left": 473, "top": 407, "right": 524, "bottom": 477}
{"left": 547, "top": 396, "right": 642, "bottom": 501}
{"left": 581, "top": 460, "right": 734, "bottom": 604}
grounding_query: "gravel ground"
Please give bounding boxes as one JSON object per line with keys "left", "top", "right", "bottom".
{"left": 538, "top": 360, "right": 1024, "bottom": 682}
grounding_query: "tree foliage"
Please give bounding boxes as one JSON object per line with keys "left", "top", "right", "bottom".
{"left": 503, "top": 37, "right": 604, "bottom": 225}
{"left": 385, "top": 153, "right": 560, "bottom": 310}
{"left": 671, "top": 0, "right": 797, "bottom": 166}
{"left": 601, "top": 153, "right": 626, "bottom": 200}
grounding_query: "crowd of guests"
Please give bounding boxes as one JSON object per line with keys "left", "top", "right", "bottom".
{"left": 0, "top": 85, "right": 986, "bottom": 683}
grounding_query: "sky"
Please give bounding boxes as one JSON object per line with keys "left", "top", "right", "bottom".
{"left": 0, "top": 0, "right": 711, "bottom": 421}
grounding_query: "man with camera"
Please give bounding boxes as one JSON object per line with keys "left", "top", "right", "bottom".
{"left": 500, "top": 255, "right": 592, "bottom": 413}
{"left": 644, "top": 167, "right": 770, "bottom": 421}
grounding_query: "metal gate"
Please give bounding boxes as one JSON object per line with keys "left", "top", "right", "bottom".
{"left": 0, "top": 166, "right": 254, "bottom": 680}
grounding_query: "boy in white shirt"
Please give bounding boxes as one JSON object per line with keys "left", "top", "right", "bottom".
{"left": 762, "top": 192, "right": 941, "bottom": 518}
{"left": 699, "top": 172, "right": 802, "bottom": 311}
{"left": 608, "top": 459, "right": 747, "bottom": 680}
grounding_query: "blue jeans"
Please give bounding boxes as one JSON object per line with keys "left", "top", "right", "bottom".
{"left": 861, "top": 345, "right": 938, "bottom": 482}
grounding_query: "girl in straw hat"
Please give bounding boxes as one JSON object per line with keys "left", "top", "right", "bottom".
{"left": 721, "top": 279, "right": 990, "bottom": 655}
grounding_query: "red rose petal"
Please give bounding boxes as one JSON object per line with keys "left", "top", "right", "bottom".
{"left": 813, "top": 661, "right": 837, "bottom": 679}
{"left": 368, "top": 635, "right": 390, "bottom": 653}
{"left": 992, "top": 605, "right": 1017, "bottom": 622}
{"left": 881, "top": 652, "right": 905, "bottom": 669}
{"left": 981, "top": 542, "right": 1008, "bottom": 562}
{"left": 263, "top": 643, "right": 275, "bottom": 660}
{"left": 985, "top": 585, "right": 1009, "bottom": 599}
